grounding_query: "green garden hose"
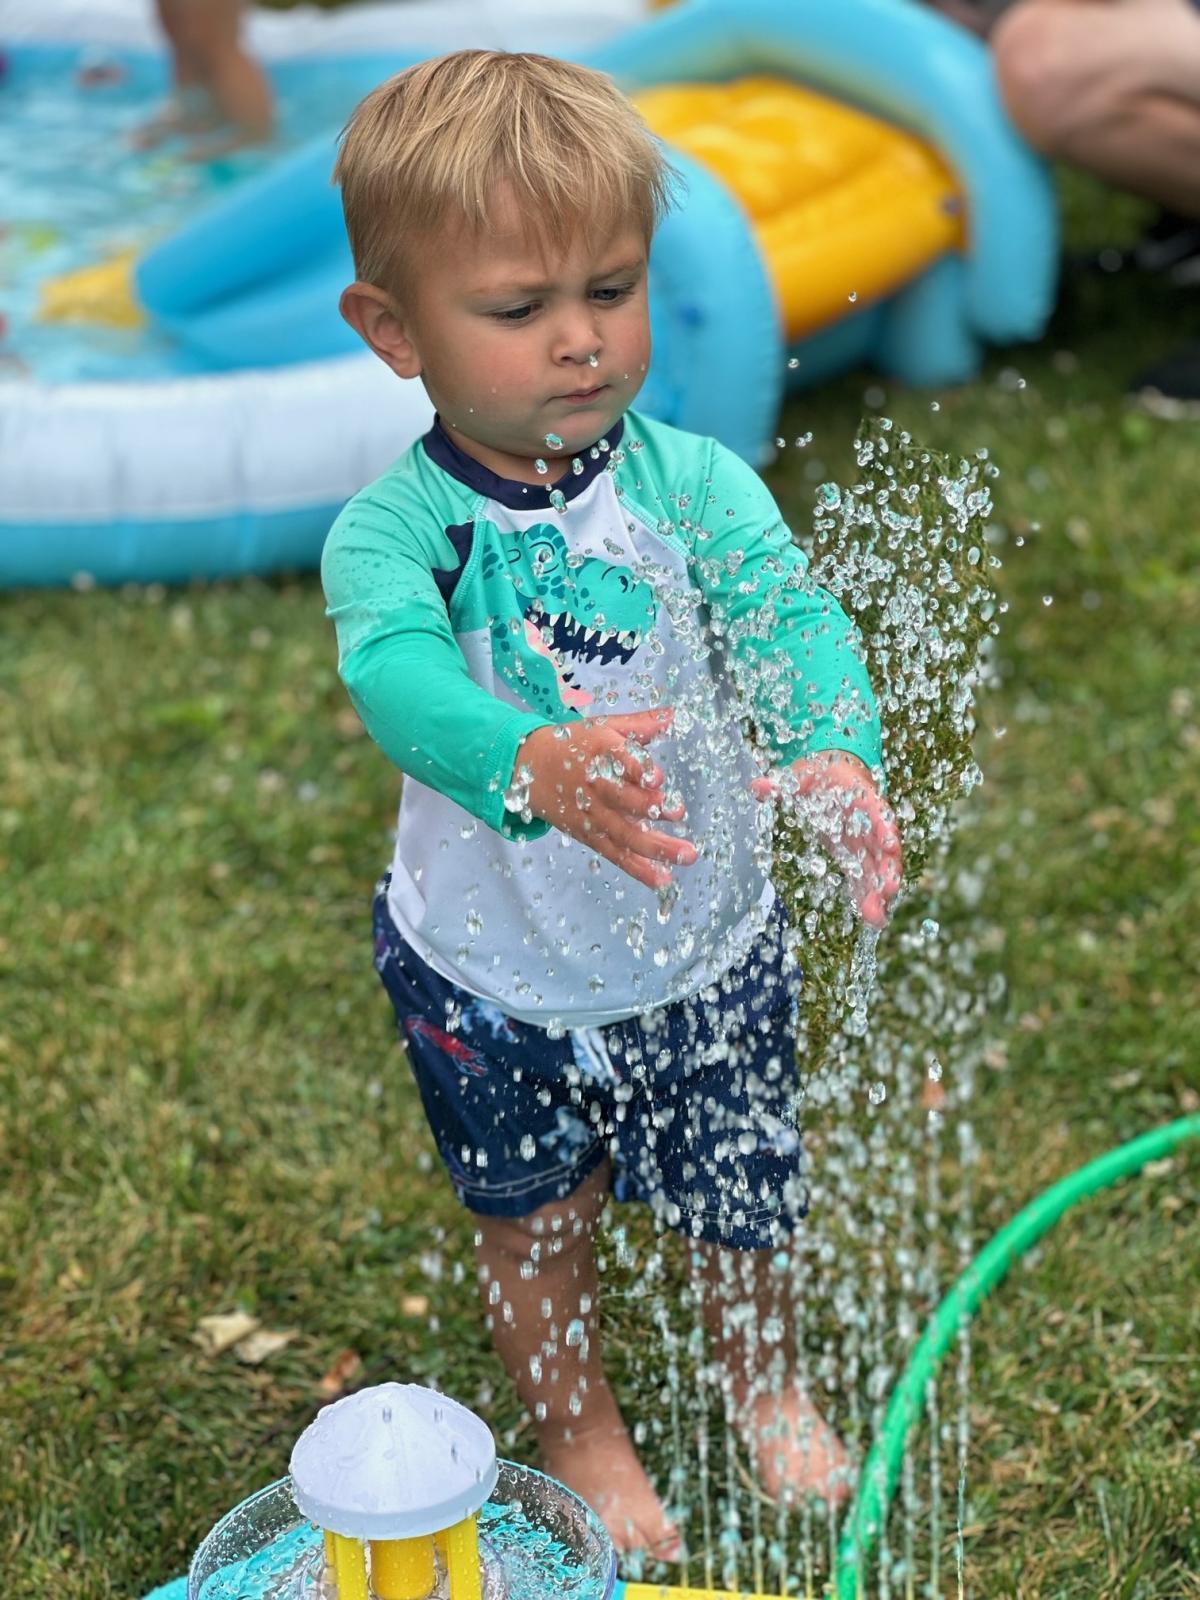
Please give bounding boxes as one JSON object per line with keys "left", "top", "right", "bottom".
{"left": 834, "top": 1113, "right": 1200, "bottom": 1598}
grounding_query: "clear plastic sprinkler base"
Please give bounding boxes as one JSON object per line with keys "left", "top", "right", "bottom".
{"left": 188, "top": 1462, "right": 617, "bottom": 1600}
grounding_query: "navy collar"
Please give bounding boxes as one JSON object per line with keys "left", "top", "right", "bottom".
{"left": 422, "top": 415, "right": 625, "bottom": 510}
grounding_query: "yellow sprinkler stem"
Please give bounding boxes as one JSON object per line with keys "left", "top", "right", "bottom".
{"left": 370, "top": 1535, "right": 437, "bottom": 1599}
{"left": 444, "top": 1513, "right": 483, "bottom": 1600}
{"left": 329, "top": 1532, "right": 370, "bottom": 1600}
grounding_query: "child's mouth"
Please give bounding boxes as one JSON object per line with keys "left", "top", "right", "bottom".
{"left": 558, "top": 384, "right": 608, "bottom": 404}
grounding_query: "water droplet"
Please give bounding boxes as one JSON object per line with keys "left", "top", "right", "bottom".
{"left": 544, "top": 432, "right": 563, "bottom": 449}
{"left": 848, "top": 290, "right": 858, "bottom": 303}
{"left": 868, "top": 1081, "right": 887, "bottom": 1105}
{"left": 787, "top": 356, "right": 800, "bottom": 369}
{"left": 534, "top": 458, "right": 548, "bottom": 475}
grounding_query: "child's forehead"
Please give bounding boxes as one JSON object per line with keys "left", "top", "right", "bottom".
{"left": 440, "top": 190, "right": 645, "bottom": 292}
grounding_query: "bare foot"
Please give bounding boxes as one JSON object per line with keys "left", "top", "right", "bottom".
{"left": 540, "top": 1399, "right": 682, "bottom": 1561}
{"left": 733, "top": 1382, "right": 854, "bottom": 1508}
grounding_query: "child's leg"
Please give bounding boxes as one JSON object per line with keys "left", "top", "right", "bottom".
{"left": 473, "top": 1160, "right": 682, "bottom": 1559}
{"left": 697, "top": 1244, "right": 850, "bottom": 1506}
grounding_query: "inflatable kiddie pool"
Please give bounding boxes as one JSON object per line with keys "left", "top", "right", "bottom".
{"left": 0, "top": 0, "right": 1057, "bottom": 588}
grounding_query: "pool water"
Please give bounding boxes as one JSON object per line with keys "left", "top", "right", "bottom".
{"left": 0, "top": 46, "right": 371, "bottom": 382}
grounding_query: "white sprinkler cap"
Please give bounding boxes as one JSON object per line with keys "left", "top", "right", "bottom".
{"left": 290, "top": 1382, "right": 499, "bottom": 1541}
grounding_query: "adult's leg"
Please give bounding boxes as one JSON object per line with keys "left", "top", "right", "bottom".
{"left": 992, "top": 0, "right": 1200, "bottom": 213}
{"left": 158, "top": 0, "right": 273, "bottom": 151}
{"left": 131, "top": 0, "right": 217, "bottom": 148}
{"left": 473, "top": 1160, "right": 682, "bottom": 1558}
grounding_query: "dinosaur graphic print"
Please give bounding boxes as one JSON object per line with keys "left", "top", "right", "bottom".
{"left": 473, "top": 518, "right": 659, "bottom": 717}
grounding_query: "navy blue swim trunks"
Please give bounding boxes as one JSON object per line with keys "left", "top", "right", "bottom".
{"left": 372, "top": 882, "right": 807, "bottom": 1250}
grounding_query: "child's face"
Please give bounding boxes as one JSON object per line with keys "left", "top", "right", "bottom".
{"left": 401, "top": 193, "right": 651, "bottom": 482}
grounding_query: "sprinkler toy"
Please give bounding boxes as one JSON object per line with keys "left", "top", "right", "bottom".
{"left": 184, "top": 1381, "right": 618, "bottom": 1600}
{"left": 289, "top": 1384, "right": 496, "bottom": 1600}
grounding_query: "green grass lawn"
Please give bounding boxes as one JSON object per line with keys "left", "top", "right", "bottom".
{"left": 2, "top": 174, "right": 1199, "bottom": 1599}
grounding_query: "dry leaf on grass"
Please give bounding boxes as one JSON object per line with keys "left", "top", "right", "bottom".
{"left": 317, "top": 1348, "right": 364, "bottom": 1398}
{"left": 400, "top": 1294, "right": 430, "bottom": 1318}
{"left": 234, "top": 1328, "right": 298, "bottom": 1365}
{"left": 194, "top": 1310, "right": 260, "bottom": 1356}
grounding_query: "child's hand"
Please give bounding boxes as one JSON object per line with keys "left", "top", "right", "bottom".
{"left": 518, "top": 709, "right": 698, "bottom": 890}
{"left": 752, "top": 751, "right": 903, "bottom": 928}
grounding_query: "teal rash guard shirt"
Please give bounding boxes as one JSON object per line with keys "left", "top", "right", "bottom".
{"left": 322, "top": 408, "right": 881, "bottom": 1029}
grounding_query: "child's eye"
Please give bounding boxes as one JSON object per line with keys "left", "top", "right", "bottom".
{"left": 487, "top": 284, "right": 634, "bottom": 324}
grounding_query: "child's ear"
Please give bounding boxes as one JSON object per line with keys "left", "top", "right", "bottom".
{"left": 339, "top": 282, "right": 421, "bottom": 378}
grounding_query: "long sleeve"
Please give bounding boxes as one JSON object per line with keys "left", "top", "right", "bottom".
{"left": 690, "top": 439, "right": 882, "bottom": 774}
{"left": 321, "top": 502, "right": 553, "bottom": 840}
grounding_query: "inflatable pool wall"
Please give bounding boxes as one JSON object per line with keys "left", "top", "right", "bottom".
{"left": 1, "top": 0, "right": 1056, "bottom": 588}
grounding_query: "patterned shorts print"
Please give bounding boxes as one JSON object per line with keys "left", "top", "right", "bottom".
{"left": 372, "top": 879, "right": 808, "bottom": 1250}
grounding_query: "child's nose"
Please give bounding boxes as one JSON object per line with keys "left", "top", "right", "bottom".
{"left": 553, "top": 307, "right": 602, "bottom": 364}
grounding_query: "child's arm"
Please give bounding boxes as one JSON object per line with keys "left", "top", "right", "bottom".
{"left": 322, "top": 505, "right": 553, "bottom": 841}
{"left": 692, "top": 439, "right": 882, "bottom": 772}
{"left": 692, "top": 440, "right": 902, "bottom": 924}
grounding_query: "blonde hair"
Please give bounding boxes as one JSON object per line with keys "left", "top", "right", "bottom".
{"left": 333, "top": 50, "right": 677, "bottom": 297}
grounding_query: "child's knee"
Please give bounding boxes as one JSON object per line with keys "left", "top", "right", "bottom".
{"left": 475, "top": 1165, "right": 610, "bottom": 1263}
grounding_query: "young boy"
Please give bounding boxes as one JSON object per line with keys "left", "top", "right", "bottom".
{"left": 322, "top": 50, "right": 902, "bottom": 1560}
{"left": 134, "top": 0, "right": 273, "bottom": 161}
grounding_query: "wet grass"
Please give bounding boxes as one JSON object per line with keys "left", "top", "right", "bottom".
{"left": 2, "top": 172, "right": 1199, "bottom": 1598}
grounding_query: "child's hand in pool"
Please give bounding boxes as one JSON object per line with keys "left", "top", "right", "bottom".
{"left": 518, "top": 709, "right": 698, "bottom": 890}
{"left": 752, "top": 751, "right": 902, "bottom": 927}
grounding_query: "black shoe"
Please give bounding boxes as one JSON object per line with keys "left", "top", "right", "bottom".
{"left": 1130, "top": 210, "right": 1200, "bottom": 285}
{"left": 1075, "top": 209, "right": 1200, "bottom": 286}
{"left": 1130, "top": 339, "right": 1200, "bottom": 419}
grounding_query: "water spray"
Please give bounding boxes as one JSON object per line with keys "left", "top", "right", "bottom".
{"left": 613, "top": 1115, "right": 1200, "bottom": 1600}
